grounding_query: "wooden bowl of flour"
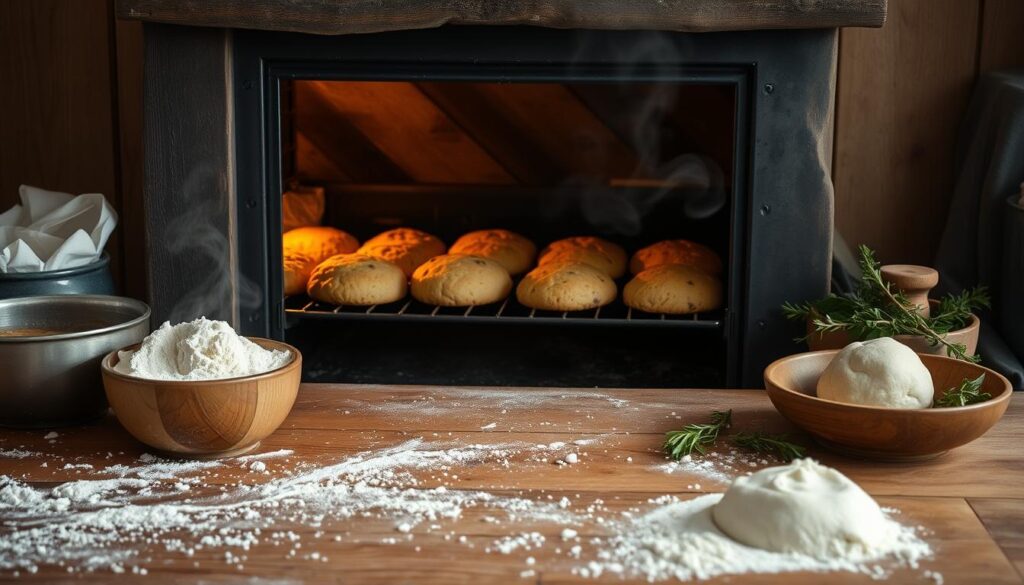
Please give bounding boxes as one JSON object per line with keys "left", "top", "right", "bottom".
{"left": 764, "top": 350, "right": 1011, "bottom": 461}
{"left": 101, "top": 339, "right": 301, "bottom": 459}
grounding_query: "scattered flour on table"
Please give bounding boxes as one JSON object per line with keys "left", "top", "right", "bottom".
{"left": 113, "top": 317, "right": 291, "bottom": 381}
{"left": 0, "top": 439, "right": 575, "bottom": 576}
{"left": 657, "top": 449, "right": 773, "bottom": 485}
{"left": 0, "top": 438, "right": 936, "bottom": 582}
{"left": 0, "top": 449, "right": 40, "bottom": 459}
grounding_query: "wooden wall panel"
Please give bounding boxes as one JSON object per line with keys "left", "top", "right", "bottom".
{"left": 113, "top": 19, "right": 147, "bottom": 300}
{"left": 832, "top": 0, "right": 981, "bottom": 265}
{"left": 978, "top": 0, "right": 1024, "bottom": 73}
{"left": 0, "top": 0, "right": 123, "bottom": 285}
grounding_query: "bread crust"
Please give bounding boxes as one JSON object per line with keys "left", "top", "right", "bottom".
{"left": 411, "top": 254, "right": 513, "bottom": 307}
{"left": 629, "top": 239, "right": 722, "bottom": 276}
{"left": 537, "top": 236, "right": 627, "bottom": 278}
{"left": 623, "top": 264, "right": 723, "bottom": 314}
{"left": 306, "top": 254, "right": 408, "bottom": 306}
{"left": 449, "top": 229, "right": 536, "bottom": 276}
{"left": 516, "top": 261, "right": 617, "bottom": 311}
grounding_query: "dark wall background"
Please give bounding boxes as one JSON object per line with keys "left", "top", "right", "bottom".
{"left": 0, "top": 0, "right": 1023, "bottom": 305}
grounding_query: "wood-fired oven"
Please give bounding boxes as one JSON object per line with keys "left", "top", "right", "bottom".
{"left": 127, "top": 2, "right": 887, "bottom": 388}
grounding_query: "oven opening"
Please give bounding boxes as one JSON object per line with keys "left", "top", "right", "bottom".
{"left": 278, "top": 78, "right": 740, "bottom": 388}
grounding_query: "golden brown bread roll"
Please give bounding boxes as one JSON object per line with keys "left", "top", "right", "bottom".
{"left": 449, "top": 229, "right": 536, "bottom": 276}
{"left": 283, "top": 226, "right": 359, "bottom": 265}
{"left": 283, "top": 250, "right": 319, "bottom": 296}
{"left": 623, "top": 264, "right": 723, "bottom": 314}
{"left": 357, "top": 228, "right": 446, "bottom": 277}
{"left": 516, "top": 262, "right": 617, "bottom": 311}
{"left": 306, "top": 254, "right": 407, "bottom": 306}
{"left": 411, "top": 254, "right": 513, "bottom": 307}
{"left": 537, "top": 236, "right": 627, "bottom": 279}
{"left": 629, "top": 239, "right": 722, "bottom": 276}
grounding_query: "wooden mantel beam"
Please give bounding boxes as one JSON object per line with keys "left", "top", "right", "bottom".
{"left": 116, "top": 0, "right": 886, "bottom": 35}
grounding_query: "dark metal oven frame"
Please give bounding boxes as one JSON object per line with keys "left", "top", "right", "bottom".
{"left": 219, "top": 26, "right": 835, "bottom": 387}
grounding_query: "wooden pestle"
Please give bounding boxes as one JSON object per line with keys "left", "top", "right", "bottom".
{"left": 880, "top": 264, "right": 939, "bottom": 317}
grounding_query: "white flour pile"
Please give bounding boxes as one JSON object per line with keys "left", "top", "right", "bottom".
{"left": 578, "top": 493, "right": 931, "bottom": 581}
{"left": 114, "top": 318, "right": 291, "bottom": 381}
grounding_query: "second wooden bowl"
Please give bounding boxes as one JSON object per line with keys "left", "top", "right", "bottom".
{"left": 764, "top": 350, "right": 1011, "bottom": 461}
{"left": 101, "top": 339, "right": 301, "bottom": 458}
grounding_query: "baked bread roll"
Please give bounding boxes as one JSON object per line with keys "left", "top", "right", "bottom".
{"left": 283, "top": 226, "right": 359, "bottom": 264}
{"left": 537, "top": 236, "right": 627, "bottom": 279}
{"left": 623, "top": 264, "right": 722, "bottom": 314}
{"left": 306, "top": 254, "right": 407, "bottom": 306}
{"left": 516, "top": 262, "right": 617, "bottom": 312}
{"left": 357, "top": 228, "right": 446, "bottom": 277}
{"left": 283, "top": 250, "right": 319, "bottom": 296}
{"left": 411, "top": 254, "right": 512, "bottom": 307}
{"left": 449, "top": 229, "right": 536, "bottom": 276}
{"left": 629, "top": 239, "right": 722, "bottom": 276}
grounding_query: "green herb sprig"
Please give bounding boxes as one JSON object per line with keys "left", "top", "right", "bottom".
{"left": 664, "top": 410, "right": 731, "bottom": 459}
{"left": 664, "top": 410, "right": 808, "bottom": 463}
{"left": 732, "top": 432, "right": 806, "bottom": 462}
{"left": 935, "top": 374, "right": 990, "bottom": 408}
{"left": 782, "top": 246, "right": 989, "bottom": 362}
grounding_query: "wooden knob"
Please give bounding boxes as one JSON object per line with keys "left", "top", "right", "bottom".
{"left": 881, "top": 264, "right": 939, "bottom": 317}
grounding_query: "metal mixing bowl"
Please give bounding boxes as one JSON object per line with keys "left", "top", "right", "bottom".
{"left": 0, "top": 295, "right": 150, "bottom": 427}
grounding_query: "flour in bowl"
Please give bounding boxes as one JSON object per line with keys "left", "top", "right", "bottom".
{"left": 114, "top": 317, "right": 291, "bottom": 381}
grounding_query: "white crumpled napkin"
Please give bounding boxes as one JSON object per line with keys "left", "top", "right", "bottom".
{"left": 0, "top": 185, "right": 118, "bottom": 273}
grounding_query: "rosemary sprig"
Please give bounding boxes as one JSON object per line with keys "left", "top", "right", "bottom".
{"left": 934, "top": 374, "right": 990, "bottom": 408}
{"left": 783, "top": 245, "right": 989, "bottom": 362}
{"left": 732, "top": 431, "right": 806, "bottom": 462}
{"left": 664, "top": 410, "right": 731, "bottom": 460}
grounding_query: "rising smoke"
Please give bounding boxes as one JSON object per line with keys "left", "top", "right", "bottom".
{"left": 164, "top": 163, "right": 261, "bottom": 325}
{"left": 560, "top": 30, "right": 727, "bottom": 236}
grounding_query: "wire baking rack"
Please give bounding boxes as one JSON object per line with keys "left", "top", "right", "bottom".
{"left": 284, "top": 293, "right": 724, "bottom": 330}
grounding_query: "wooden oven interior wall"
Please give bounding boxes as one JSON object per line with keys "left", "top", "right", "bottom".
{"left": 279, "top": 79, "right": 735, "bottom": 388}
{"left": 281, "top": 79, "right": 735, "bottom": 268}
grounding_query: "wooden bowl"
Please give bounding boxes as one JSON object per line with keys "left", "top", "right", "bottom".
{"left": 101, "top": 339, "right": 301, "bottom": 459}
{"left": 806, "top": 312, "right": 980, "bottom": 356}
{"left": 764, "top": 350, "right": 1011, "bottom": 461}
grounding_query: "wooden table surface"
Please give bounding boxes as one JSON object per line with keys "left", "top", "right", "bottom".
{"left": 1, "top": 384, "right": 1021, "bottom": 584}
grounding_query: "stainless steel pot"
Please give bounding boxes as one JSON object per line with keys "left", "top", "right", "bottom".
{"left": 0, "top": 295, "right": 150, "bottom": 427}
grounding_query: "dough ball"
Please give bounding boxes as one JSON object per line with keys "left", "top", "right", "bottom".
{"left": 712, "top": 458, "right": 895, "bottom": 558}
{"left": 817, "top": 337, "right": 934, "bottom": 409}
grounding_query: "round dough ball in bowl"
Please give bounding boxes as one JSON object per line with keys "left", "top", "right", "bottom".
{"left": 411, "top": 254, "right": 512, "bottom": 307}
{"left": 712, "top": 458, "right": 896, "bottom": 558}
{"left": 817, "top": 337, "right": 934, "bottom": 409}
{"left": 307, "top": 254, "right": 407, "bottom": 306}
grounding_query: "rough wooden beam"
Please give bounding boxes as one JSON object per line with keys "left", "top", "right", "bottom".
{"left": 117, "top": 0, "right": 886, "bottom": 35}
